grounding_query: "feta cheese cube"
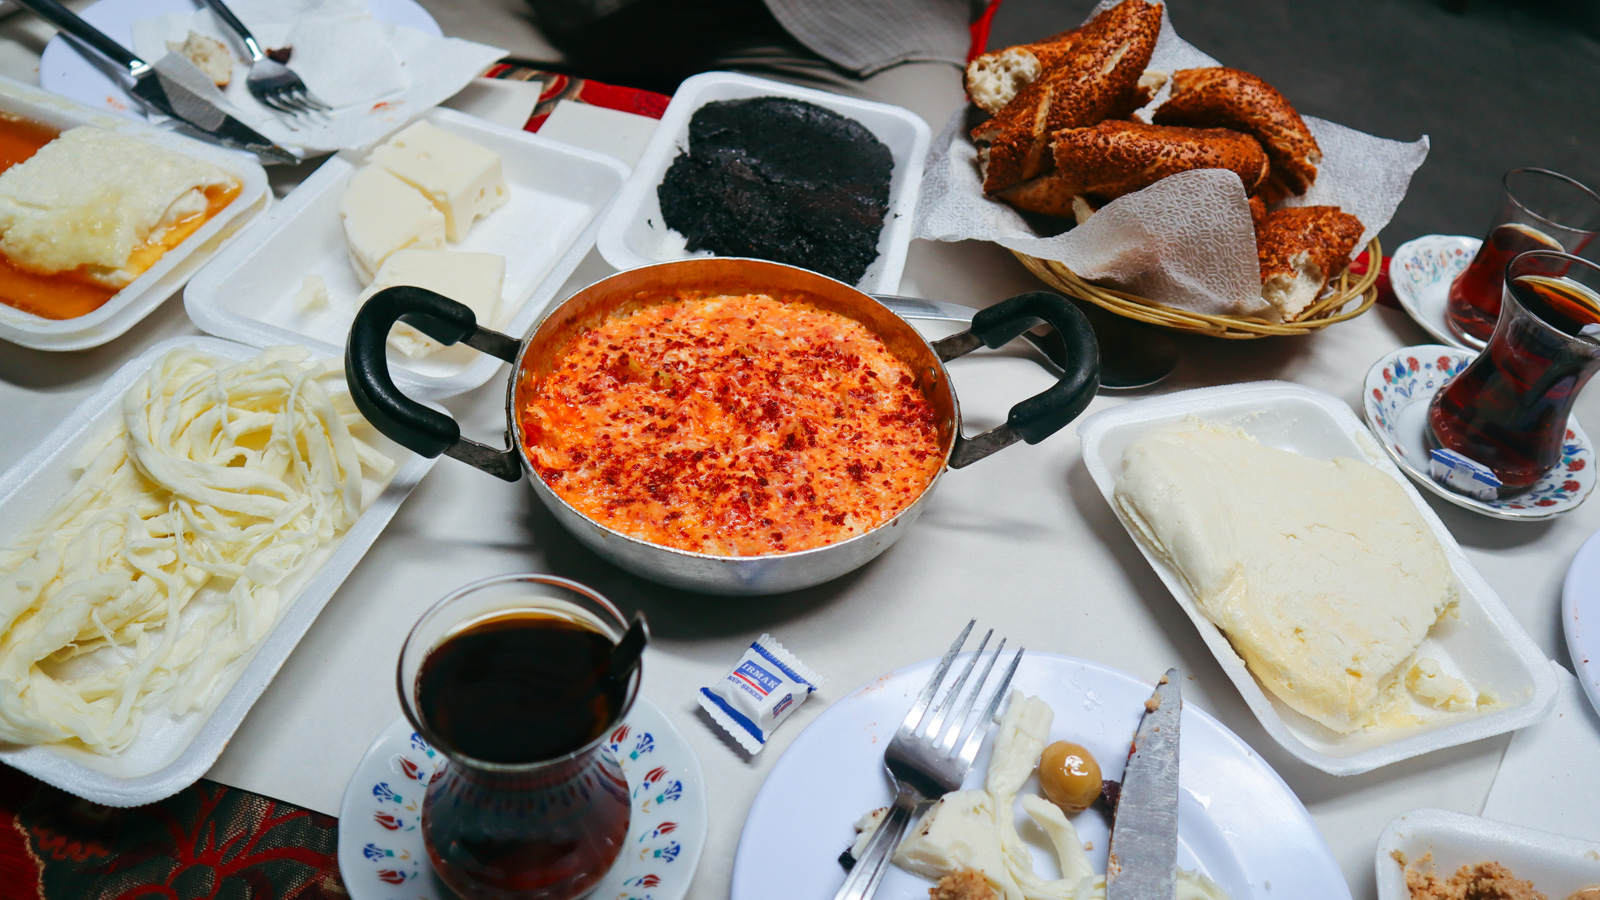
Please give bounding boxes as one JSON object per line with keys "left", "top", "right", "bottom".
{"left": 368, "top": 121, "right": 508, "bottom": 242}
{"left": 357, "top": 249, "right": 505, "bottom": 358}
{"left": 338, "top": 164, "right": 445, "bottom": 285}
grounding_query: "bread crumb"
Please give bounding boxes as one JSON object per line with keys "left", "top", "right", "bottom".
{"left": 929, "top": 869, "right": 997, "bottom": 900}
{"left": 168, "top": 31, "right": 232, "bottom": 88}
{"left": 1403, "top": 853, "right": 1546, "bottom": 900}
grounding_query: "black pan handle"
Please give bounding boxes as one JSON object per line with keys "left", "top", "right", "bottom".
{"left": 346, "top": 286, "right": 525, "bottom": 482}
{"left": 931, "top": 291, "right": 1100, "bottom": 468}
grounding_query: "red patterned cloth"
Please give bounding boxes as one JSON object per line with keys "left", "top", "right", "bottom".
{"left": 481, "top": 63, "right": 671, "bottom": 132}
{"left": 0, "top": 764, "right": 345, "bottom": 900}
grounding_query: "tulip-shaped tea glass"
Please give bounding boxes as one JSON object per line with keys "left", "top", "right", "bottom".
{"left": 1430, "top": 250, "right": 1600, "bottom": 494}
{"left": 1446, "top": 168, "right": 1600, "bottom": 347}
{"left": 398, "top": 574, "right": 642, "bottom": 900}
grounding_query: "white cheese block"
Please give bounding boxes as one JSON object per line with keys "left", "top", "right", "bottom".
{"left": 368, "top": 120, "right": 508, "bottom": 242}
{"left": 357, "top": 249, "right": 505, "bottom": 358}
{"left": 1113, "top": 425, "right": 1458, "bottom": 734}
{"left": 338, "top": 165, "right": 446, "bottom": 285}
{"left": 894, "top": 790, "right": 1020, "bottom": 900}
{"left": 0, "top": 126, "right": 234, "bottom": 285}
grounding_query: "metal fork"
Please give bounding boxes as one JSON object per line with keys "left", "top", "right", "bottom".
{"left": 199, "top": 0, "right": 329, "bottom": 116}
{"left": 832, "top": 620, "right": 1024, "bottom": 900}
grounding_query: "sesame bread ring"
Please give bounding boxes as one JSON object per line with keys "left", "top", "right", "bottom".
{"left": 1152, "top": 67, "right": 1322, "bottom": 204}
{"left": 1256, "top": 206, "right": 1364, "bottom": 321}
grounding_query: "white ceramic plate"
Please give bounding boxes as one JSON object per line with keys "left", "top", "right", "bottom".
{"left": 1388, "top": 235, "right": 1479, "bottom": 350}
{"left": 37, "top": 0, "right": 440, "bottom": 122}
{"left": 0, "top": 76, "right": 269, "bottom": 351}
{"left": 0, "top": 336, "right": 437, "bottom": 806}
{"left": 1076, "top": 381, "right": 1558, "bottom": 775}
{"left": 338, "top": 697, "right": 706, "bottom": 900}
{"left": 735, "top": 653, "right": 1346, "bottom": 900}
{"left": 1375, "top": 808, "right": 1600, "bottom": 900}
{"left": 1563, "top": 532, "right": 1600, "bottom": 722}
{"left": 595, "top": 70, "right": 930, "bottom": 295}
{"left": 184, "top": 106, "right": 629, "bottom": 401}
{"left": 1362, "top": 344, "right": 1595, "bottom": 519}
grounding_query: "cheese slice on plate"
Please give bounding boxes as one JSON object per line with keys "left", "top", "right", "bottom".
{"left": 1113, "top": 424, "right": 1459, "bottom": 734}
{"left": 339, "top": 164, "right": 446, "bottom": 285}
{"left": 358, "top": 249, "right": 505, "bottom": 358}
{"left": 0, "top": 126, "right": 236, "bottom": 287}
{"left": 368, "top": 120, "right": 508, "bottom": 242}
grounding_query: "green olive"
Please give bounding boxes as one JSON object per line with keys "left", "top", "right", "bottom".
{"left": 1038, "top": 740, "right": 1101, "bottom": 815}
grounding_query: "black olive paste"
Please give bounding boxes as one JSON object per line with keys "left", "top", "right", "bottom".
{"left": 657, "top": 97, "right": 894, "bottom": 286}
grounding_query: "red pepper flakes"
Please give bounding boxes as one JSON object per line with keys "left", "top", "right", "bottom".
{"left": 517, "top": 291, "right": 943, "bottom": 555}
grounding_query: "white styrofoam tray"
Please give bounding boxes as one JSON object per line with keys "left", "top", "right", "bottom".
{"left": 184, "top": 107, "right": 629, "bottom": 401}
{"left": 594, "top": 71, "right": 931, "bottom": 295}
{"left": 0, "top": 336, "right": 436, "bottom": 806}
{"left": 1376, "top": 808, "right": 1600, "bottom": 900}
{"left": 0, "top": 76, "right": 270, "bottom": 352}
{"left": 1076, "top": 381, "right": 1558, "bottom": 775}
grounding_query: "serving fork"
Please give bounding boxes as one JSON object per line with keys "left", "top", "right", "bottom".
{"left": 200, "top": 0, "right": 330, "bottom": 116}
{"left": 831, "top": 620, "right": 1024, "bottom": 900}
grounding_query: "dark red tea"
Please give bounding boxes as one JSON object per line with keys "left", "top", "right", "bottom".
{"left": 1446, "top": 223, "right": 1565, "bottom": 343}
{"left": 1430, "top": 273, "right": 1600, "bottom": 491}
{"left": 417, "top": 611, "right": 628, "bottom": 763}
{"left": 416, "top": 611, "right": 633, "bottom": 900}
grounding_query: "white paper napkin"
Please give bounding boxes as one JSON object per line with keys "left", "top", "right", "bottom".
{"left": 914, "top": 0, "right": 1430, "bottom": 317}
{"left": 131, "top": 0, "right": 506, "bottom": 154}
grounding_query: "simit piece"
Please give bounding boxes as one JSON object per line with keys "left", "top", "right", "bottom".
{"left": 1152, "top": 67, "right": 1322, "bottom": 204}
{"left": 657, "top": 97, "right": 893, "bottom": 286}
{"left": 964, "top": 29, "right": 1081, "bottom": 115}
{"left": 1256, "top": 205, "right": 1364, "bottom": 321}
{"left": 996, "top": 120, "right": 1268, "bottom": 217}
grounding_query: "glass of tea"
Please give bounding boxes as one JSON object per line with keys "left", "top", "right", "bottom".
{"left": 397, "top": 574, "right": 645, "bottom": 900}
{"left": 1429, "top": 250, "right": 1600, "bottom": 494}
{"left": 1446, "top": 168, "right": 1600, "bottom": 347}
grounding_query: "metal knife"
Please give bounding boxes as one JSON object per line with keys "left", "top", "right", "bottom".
{"left": 13, "top": 0, "right": 299, "bottom": 165}
{"left": 1107, "top": 667, "right": 1182, "bottom": 900}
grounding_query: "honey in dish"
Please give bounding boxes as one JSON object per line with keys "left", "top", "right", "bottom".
{"left": 0, "top": 114, "right": 241, "bottom": 321}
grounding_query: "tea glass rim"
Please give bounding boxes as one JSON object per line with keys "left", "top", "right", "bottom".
{"left": 1498, "top": 249, "right": 1600, "bottom": 345}
{"left": 396, "top": 572, "right": 641, "bottom": 774}
{"left": 1501, "top": 167, "right": 1600, "bottom": 239}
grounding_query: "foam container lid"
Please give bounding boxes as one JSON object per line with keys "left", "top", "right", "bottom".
{"left": 1375, "top": 808, "right": 1600, "bottom": 900}
{"left": 594, "top": 71, "right": 931, "bottom": 295}
{"left": 0, "top": 335, "right": 437, "bottom": 806}
{"left": 185, "top": 107, "right": 629, "bottom": 401}
{"left": 1076, "top": 381, "right": 1558, "bottom": 775}
{"left": 0, "top": 75, "right": 270, "bottom": 352}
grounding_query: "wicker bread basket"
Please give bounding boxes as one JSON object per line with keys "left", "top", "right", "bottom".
{"left": 1012, "top": 237, "right": 1383, "bottom": 339}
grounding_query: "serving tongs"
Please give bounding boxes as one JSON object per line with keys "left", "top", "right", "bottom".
{"left": 15, "top": 0, "right": 299, "bottom": 165}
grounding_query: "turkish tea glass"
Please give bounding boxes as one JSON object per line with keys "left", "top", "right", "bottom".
{"left": 1430, "top": 250, "right": 1600, "bottom": 493}
{"left": 1446, "top": 168, "right": 1600, "bottom": 347}
{"left": 397, "top": 574, "right": 639, "bottom": 900}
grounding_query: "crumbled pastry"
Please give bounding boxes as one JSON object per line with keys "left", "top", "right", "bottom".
{"left": 964, "top": 29, "right": 1081, "bottom": 115}
{"left": 1402, "top": 853, "right": 1546, "bottom": 900}
{"left": 1113, "top": 423, "right": 1460, "bottom": 733}
{"left": 931, "top": 869, "right": 999, "bottom": 900}
{"left": 168, "top": 31, "right": 232, "bottom": 87}
{"left": 1405, "top": 658, "right": 1476, "bottom": 712}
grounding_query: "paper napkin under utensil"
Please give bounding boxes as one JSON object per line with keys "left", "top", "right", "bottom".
{"left": 131, "top": 0, "right": 505, "bottom": 154}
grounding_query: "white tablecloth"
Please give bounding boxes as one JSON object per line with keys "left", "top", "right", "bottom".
{"left": 0, "top": 8, "right": 1594, "bottom": 900}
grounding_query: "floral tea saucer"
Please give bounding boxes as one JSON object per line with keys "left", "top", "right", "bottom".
{"left": 1389, "top": 235, "right": 1480, "bottom": 350}
{"left": 337, "top": 697, "right": 705, "bottom": 900}
{"left": 1362, "top": 344, "right": 1595, "bottom": 520}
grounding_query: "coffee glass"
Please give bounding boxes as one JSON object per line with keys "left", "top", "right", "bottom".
{"left": 1446, "top": 168, "right": 1600, "bottom": 347}
{"left": 397, "top": 574, "right": 641, "bottom": 900}
{"left": 1430, "top": 250, "right": 1600, "bottom": 494}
